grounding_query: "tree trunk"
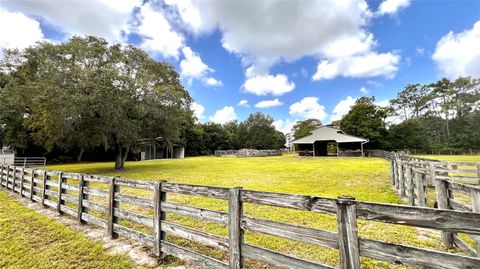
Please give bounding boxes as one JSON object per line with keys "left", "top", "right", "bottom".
{"left": 114, "top": 146, "right": 130, "bottom": 169}
{"left": 77, "top": 148, "right": 85, "bottom": 162}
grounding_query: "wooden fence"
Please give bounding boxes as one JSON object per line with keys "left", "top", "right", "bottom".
{"left": 1, "top": 163, "right": 480, "bottom": 268}
{"left": 214, "top": 149, "right": 282, "bottom": 158}
{"left": 389, "top": 153, "right": 480, "bottom": 257}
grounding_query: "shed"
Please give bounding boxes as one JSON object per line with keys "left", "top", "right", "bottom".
{"left": 291, "top": 126, "right": 368, "bottom": 157}
{"left": 137, "top": 138, "right": 185, "bottom": 160}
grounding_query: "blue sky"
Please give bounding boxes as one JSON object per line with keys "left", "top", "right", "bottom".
{"left": 1, "top": 0, "right": 479, "bottom": 133}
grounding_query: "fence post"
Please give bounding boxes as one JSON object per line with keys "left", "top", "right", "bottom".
{"left": 429, "top": 162, "right": 436, "bottom": 186}
{"left": 336, "top": 196, "right": 360, "bottom": 269}
{"left": 0, "top": 164, "right": 4, "bottom": 187}
{"left": 57, "top": 172, "right": 64, "bottom": 214}
{"left": 399, "top": 163, "right": 406, "bottom": 197}
{"left": 390, "top": 160, "right": 395, "bottom": 185}
{"left": 78, "top": 174, "right": 88, "bottom": 224}
{"left": 108, "top": 177, "right": 120, "bottom": 239}
{"left": 470, "top": 190, "right": 480, "bottom": 254}
{"left": 415, "top": 171, "right": 427, "bottom": 207}
{"left": 434, "top": 178, "right": 453, "bottom": 248}
{"left": 154, "top": 180, "right": 167, "bottom": 260}
{"left": 228, "top": 187, "right": 243, "bottom": 269}
{"left": 30, "top": 169, "right": 35, "bottom": 201}
{"left": 12, "top": 165, "right": 16, "bottom": 191}
{"left": 41, "top": 170, "right": 47, "bottom": 206}
{"left": 407, "top": 168, "right": 415, "bottom": 205}
{"left": 477, "top": 163, "right": 480, "bottom": 184}
{"left": 20, "top": 167, "right": 25, "bottom": 197}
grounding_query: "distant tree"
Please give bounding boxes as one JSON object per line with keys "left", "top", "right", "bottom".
{"left": 339, "top": 97, "right": 389, "bottom": 148}
{"left": 387, "top": 119, "right": 433, "bottom": 151}
{"left": 292, "top": 119, "right": 322, "bottom": 139}
{"left": 241, "top": 112, "right": 285, "bottom": 149}
{"left": 201, "top": 122, "right": 233, "bottom": 153}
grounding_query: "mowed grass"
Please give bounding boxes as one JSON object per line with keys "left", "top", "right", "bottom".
{"left": 0, "top": 191, "right": 133, "bottom": 269}
{"left": 45, "top": 155, "right": 455, "bottom": 268}
{"left": 415, "top": 155, "right": 480, "bottom": 162}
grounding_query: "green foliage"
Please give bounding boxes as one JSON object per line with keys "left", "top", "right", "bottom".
{"left": 339, "top": 97, "right": 389, "bottom": 148}
{"left": 0, "top": 36, "right": 193, "bottom": 168}
{"left": 292, "top": 119, "right": 322, "bottom": 139}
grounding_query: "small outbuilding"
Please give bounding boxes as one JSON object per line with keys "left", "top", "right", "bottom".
{"left": 137, "top": 138, "right": 185, "bottom": 160}
{"left": 291, "top": 126, "right": 368, "bottom": 157}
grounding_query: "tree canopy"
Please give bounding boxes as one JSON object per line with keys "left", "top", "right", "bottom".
{"left": 0, "top": 36, "right": 193, "bottom": 169}
{"left": 292, "top": 119, "right": 322, "bottom": 140}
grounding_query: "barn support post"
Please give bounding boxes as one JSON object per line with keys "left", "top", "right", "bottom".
{"left": 336, "top": 196, "right": 360, "bottom": 269}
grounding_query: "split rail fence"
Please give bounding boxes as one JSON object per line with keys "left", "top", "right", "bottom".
{"left": 1, "top": 163, "right": 480, "bottom": 268}
{"left": 389, "top": 153, "right": 480, "bottom": 257}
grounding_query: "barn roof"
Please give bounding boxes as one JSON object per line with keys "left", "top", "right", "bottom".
{"left": 291, "top": 126, "right": 368, "bottom": 144}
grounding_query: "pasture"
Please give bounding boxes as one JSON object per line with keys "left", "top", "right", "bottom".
{"left": 43, "top": 155, "right": 460, "bottom": 268}
{"left": 0, "top": 191, "right": 133, "bottom": 269}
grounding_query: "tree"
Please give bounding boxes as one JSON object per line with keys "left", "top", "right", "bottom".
{"left": 291, "top": 119, "right": 322, "bottom": 139}
{"left": 0, "top": 36, "right": 192, "bottom": 169}
{"left": 339, "top": 97, "right": 389, "bottom": 149}
{"left": 241, "top": 112, "right": 285, "bottom": 149}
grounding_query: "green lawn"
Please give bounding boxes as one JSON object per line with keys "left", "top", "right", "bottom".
{"left": 415, "top": 155, "right": 480, "bottom": 162}
{"left": 0, "top": 191, "right": 133, "bottom": 269}
{"left": 44, "top": 156, "right": 457, "bottom": 268}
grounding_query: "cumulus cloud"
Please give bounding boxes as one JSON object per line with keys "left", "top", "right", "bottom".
{"left": 254, "top": 99, "right": 283, "bottom": 108}
{"left": 237, "top": 100, "right": 250, "bottom": 107}
{"left": 378, "top": 0, "right": 411, "bottom": 15}
{"left": 180, "top": 47, "right": 211, "bottom": 78}
{"left": 167, "top": 0, "right": 400, "bottom": 81}
{"left": 312, "top": 52, "right": 399, "bottom": 80}
{"left": 432, "top": 21, "right": 480, "bottom": 79}
{"left": 273, "top": 118, "right": 296, "bottom": 134}
{"left": 330, "top": 96, "right": 356, "bottom": 121}
{"left": 289, "top": 97, "right": 328, "bottom": 121}
{"left": 204, "top": 77, "right": 223, "bottom": 87}
{"left": 360, "top": 87, "right": 369, "bottom": 94}
{"left": 2, "top": 0, "right": 140, "bottom": 42}
{"left": 243, "top": 74, "right": 295, "bottom": 96}
{"left": 191, "top": 102, "right": 205, "bottom": 121}
{"left": 209, "top": 106, "right": 237, "bottom": 124}
{"left": 0, "top": 8, "right": 44, "bottom": 52}
{"left": 135, "top": 3, "right": 184, "bottom": 58}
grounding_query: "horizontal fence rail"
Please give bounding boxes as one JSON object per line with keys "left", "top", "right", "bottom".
{"left": 1, "top": 163, "right": 480, "bottom": 268}
{"left": 214, "top": 149, "right": 282, "bottom": 158}
{"left": 386, "top": 151, "right": 480, "bottom": 258}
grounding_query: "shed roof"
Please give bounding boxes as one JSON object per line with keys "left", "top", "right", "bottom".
{"left": 292, "top": 126, "right": 368, "bottom": 144}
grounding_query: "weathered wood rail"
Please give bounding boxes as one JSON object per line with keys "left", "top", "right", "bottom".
{"left": 1, "top": 163, "right": 480, "bottom": 268}
{"left": 389, "top": 153, "right": 480, "bottom": 257}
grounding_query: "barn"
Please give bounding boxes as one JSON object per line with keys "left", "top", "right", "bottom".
{"left": 292, "top": 126, "right": 368, "bottom": 157}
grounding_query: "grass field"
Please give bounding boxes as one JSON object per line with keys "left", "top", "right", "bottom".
{"left": 415, "top": 155, "right": 480, "bottom": 162}
{"left": 0, "top": 191, "right": 133, "bottom": 269}
{"left": 43, "top": 155, "right": 462, "bottom": 268}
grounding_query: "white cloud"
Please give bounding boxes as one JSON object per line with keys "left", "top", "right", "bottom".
{"left": 243, "top": 74, "right": 295, "bottom": 96}
{"left": 2, "top": 0, "right": 140, "bottom": 42}
{"left": 378, "top": 0, "right": 411, "bottom": 15}
{"left": 330, "top": 96, "right": 357, "bottom": 121}
{"left": 312, "top": 52, "right": 400, "bottom": 80}
{"left": 376, "top": 99, "right": 390, "bottom": 108}
{"left": 432, "top": 21, "right": 480, "bottom": 79}
{"left": 136, "top": 3, "right": 184, "bottom": 58}
{"left": 204, "top": 77, "right": 223, "bottom": 87}
{"left": 289, "top": 97, "right": 328, "bottom": 121}
{"left": 168, "top": 1, "right": 400, "bottom": 80}
{"left": 209, "top": 106, "right": 237, "bottom": 124}
{"left": 254, "top": 99, "right": 283, "bottom": 108}
{"left": 180, "top": 47, "right": 211, "bottom": 78}
{"left": 191, "top": 102, "right": 205, "bottom": 121}
{"left": 0, "top": 8, "right": 44, "bottom": 52}
{"left": 179, "top": 47, "right": 223, "bottom": 87}
{"left": 273, "top": 118, "right": 296, "bottom": 134}
{"left": 360, "top": 87, "right": 369, "bottom": 94}
{"left": 237, "top": 99, "right": 250, "bottom": 107}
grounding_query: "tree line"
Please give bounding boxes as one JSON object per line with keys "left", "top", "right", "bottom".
{"left": 0, "top": 36, "right": 286, "bottom": 167}
{"left": 293, "top": 77, "right": 479, "bottom": 154}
